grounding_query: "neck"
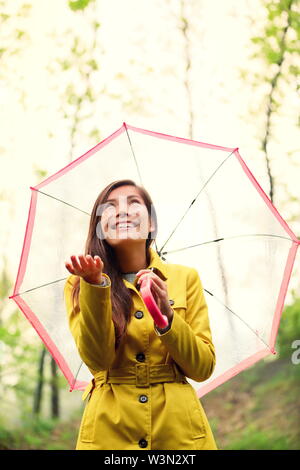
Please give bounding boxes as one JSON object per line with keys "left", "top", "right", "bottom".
{"left": 114, "top": 243, "right": 150, "bottom": 273}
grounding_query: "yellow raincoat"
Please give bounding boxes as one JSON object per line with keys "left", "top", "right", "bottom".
{"left": 64, "top": 247, "right": 218, "bottom": 450}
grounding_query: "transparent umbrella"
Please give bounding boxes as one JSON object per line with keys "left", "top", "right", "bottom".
{"left": 9, "top": 122, "right": 300, "bottom": 397}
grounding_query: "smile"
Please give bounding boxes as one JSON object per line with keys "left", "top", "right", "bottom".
{"left": 111, "top": 220, "right": 140, "bottom": 229}
{"left": 117, "top": 223, "right": 138, "bottom": 229}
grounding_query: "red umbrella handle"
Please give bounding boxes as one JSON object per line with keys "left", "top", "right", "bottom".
{"left": 139, "top": 276, "right": 169, "bottom": 329}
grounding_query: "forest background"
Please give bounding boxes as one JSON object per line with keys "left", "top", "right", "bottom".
{"left": 0, "top": 0, "right": 299, "bottom": 450}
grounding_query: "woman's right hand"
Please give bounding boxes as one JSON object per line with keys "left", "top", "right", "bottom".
{"left": 65, "top": 254, "right": 104, "bottom": 285}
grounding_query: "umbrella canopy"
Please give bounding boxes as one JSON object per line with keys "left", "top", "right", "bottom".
{"left": 9, "top": 122, "right": 300, "bottom": 396}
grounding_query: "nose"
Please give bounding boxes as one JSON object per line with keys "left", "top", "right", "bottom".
{"left": 116, "top": 209, "right": 129, "bottom": 221}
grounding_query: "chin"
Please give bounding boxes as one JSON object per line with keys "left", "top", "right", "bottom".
{"left": 106, "top": 236, "right": 147, "bottom": 247}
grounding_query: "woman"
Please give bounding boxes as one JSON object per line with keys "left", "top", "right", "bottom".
{"left": 64, "top": 178, "right": 218, "bottom": 450}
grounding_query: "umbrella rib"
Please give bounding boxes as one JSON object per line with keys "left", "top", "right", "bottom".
{"left": 33, "top": 189, "right": 91, "bottom": 216}
{"left": 72, "top": 361, "right": 85, "bottom": 390}
{"left": 124, "top": 125, "right": 144, "bottom": 186}
{"left": 124, "top": 125, "right": 164, "bottom": 253}
{"left": 124, "top": 125, "right": 162, "bottom": 253}
{"left": 158, "top": 149, "right": 236, "bottom": 254}
{"left": 204, "top": 288, "right": 272, "bottom": 351}
{"left": 10, "top": 277, "right": 69, "bottom": 297}
{"left": 161, "top": 233, "right": 293, "bottom": 255}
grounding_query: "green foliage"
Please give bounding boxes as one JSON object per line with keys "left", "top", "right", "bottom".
{"left": 1, "top": 13, "right": 9, "bottom": 22}
{"left": 0, "top": 324, "right": 20, "bottom": 348}
{"left": 289, "top": 64, "right": 300, "bottom": 75}
{"left": 277, "top": 297, "right": 300, "bottom": 359}
{"left": 0, "top": 261, "right": 11, "bottom": 301}
{"left": 59, "top": 59, "right": 72, "bottom": 71}
{"left": 0, "top": 306, "right": 41, "bottom": 417}
{"left": 89, "top": 128, "right": 102, "bottom": 141}
{"left": 0, "top": 416, "right": 59, "bottom": 450}
{"left": 22, "top": 417, "right": 56, "bottom": 448}
{"left": 33, "top": 167, "right": 48, "bottom": 179}
{"left": 252, "top": 0, "right": 300, "bottom": 69}
{"left": 227, "top": 425, "right": 295, "bottom": 450}
{"left": 15, "top": 30, "right": 26, "bottom": 40}
{"left": 87, "top": 59, "right": 98, "bottom": 71}
{"left": 203, "top": 354, "right": 300, "bottom": 450}
{"left": 0, "top": 407, "right": 82, "bottom": 449}
{"left": 68, "top": 0, "right": 94, "bottom": 11}
{"left": 17, "top": 4, "right": 32, "bottom": 17}
{"left": 57, "top": 8, "right": 101, "bottom": 156}
{"left": 245, "top": 0, "right": 300, "bottom": 206}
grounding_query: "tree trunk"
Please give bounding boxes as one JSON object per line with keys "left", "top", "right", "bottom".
{"left": 50, "top": 357, "right": 59, "bottom": 418}
{"left": 33, "top": 346, "right": 46, "bottom": 415}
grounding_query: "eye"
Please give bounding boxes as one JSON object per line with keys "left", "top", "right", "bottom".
{"left": 98, "top": 202, "right": 115, "bottom": 217}
{"left": 103, "top": 202, "right": 115, "bottom": 209}
{"left": 130, "top": 199, "right": 142, "bottom": 205}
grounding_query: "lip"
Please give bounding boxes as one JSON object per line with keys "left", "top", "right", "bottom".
{"left": 112, "top": 220, "right": 139, "bottom": 229}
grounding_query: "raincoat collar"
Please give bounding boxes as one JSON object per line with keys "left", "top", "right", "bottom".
{"left": 147, "top": 247, "right": 168, "bottom": 281}
{"left": 122, "top": 246, "right": 168, "bottom": 292}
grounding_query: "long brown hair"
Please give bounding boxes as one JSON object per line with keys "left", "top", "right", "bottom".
{"left": 70, "top": 179, "right": 158, "bottom": 351}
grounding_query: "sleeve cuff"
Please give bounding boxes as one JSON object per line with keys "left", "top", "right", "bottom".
{"left": 79, "top": 273, "right": 111, "bottom": 305}
{"left": 81, "top": 273, "right": 111, "bottom": 288}
{"left": 154, "top": 309, "right": 188, "bottom": 343}
{"left": 99, "top": 275, "right": 110, "bottom": 287}
{"left": 154, "top": 309, "right": 175, "bottom": 336}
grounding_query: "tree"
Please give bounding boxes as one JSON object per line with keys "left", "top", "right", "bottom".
{"left": 250, "top": 0, "right": 299, "bottom": 205}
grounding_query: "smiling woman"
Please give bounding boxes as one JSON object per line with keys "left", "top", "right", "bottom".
{"left": 66, "top": 179, "right": 158, "bottom": 350}
{"left": 98, "top": 190, "right": 152, "bottom": 244}
{"left": 64, "top": 179, "right": 218, "bottom": 450}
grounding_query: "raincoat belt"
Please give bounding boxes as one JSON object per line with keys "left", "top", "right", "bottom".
{"left": 83, "top": 363, "right": 187, "bottom": 400}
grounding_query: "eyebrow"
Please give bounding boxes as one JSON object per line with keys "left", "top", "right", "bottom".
{"left": 106, "top": 195, "right": 142, "bottom": 203}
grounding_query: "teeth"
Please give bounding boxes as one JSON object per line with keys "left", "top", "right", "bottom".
{"left": 112, "top": 221, "right": 139, "bottom": 229}
{"left": 118, "top": 223, "right": 134, "bottom": 228}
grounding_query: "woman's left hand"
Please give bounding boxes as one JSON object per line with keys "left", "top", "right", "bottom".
{"left": 136, "top": 269, "right": 174, "bottom": 325}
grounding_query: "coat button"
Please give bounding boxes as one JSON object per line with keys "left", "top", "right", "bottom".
{"left": 139, "top": 394, "right": 148, "bottom": 403}
{"left": 139, "top": 438, "right": 148, "bottom": 448}
{"left": 136, "top": 353, "right": 145, "bottom": 362}
{"left": 169, "top": 299, "right": 174, "bottom": 306}
{"left": 134, "top": 310, "right": 144, "bottom": 319}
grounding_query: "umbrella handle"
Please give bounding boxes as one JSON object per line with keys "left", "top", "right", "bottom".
{"left": 139, "top": 276, "right": 169, "bottom": 329}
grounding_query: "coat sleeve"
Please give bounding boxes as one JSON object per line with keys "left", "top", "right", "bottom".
{"left": 64, "top": 273, "right": 116, "bottom": 371}
{"left": 154, "top": 267, "right": 216, "bottom": 382}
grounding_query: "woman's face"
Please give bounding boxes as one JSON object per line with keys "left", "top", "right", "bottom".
{"left": 97, "top": 185, "right": 155, "bottom": 247}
